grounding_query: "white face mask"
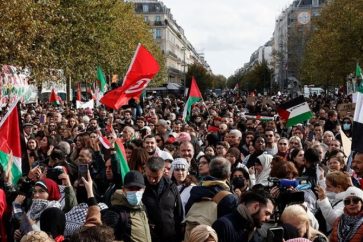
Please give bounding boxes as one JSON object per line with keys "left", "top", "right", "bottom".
{"left": 326, "top": 191, "right": 337, "bottom": 201}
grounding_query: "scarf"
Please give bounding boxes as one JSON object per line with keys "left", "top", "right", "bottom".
{"left": 337, "top": 212, "right": 363, "bottom": 242}
{"left": 27, "top": 199, "right": 61, "bottom": 221}
{"left": 236, "top": 204, "right": 256, "bottom": 240}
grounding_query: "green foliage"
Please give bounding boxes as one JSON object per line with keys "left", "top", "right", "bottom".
{"left": 227, "top": 62, "right": 272, "bottom": 93}
{"left": 0, "top": 0, "right": 165, "bottom": 85}
{"left": 301, "top": 0, "right": 363, "bottom": 86}
{"left": 186, "top": 63, "right": 226, "bottom": 93}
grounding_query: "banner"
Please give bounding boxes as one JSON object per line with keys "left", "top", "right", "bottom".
{"left": 76, "top": 100, "right": 94, "bottom": 109}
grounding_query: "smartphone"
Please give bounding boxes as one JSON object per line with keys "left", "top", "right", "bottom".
{"left": 78, "top": 164, "right": 88, "bottom": 180}
{"left": 267, "top": 227, "right": 284, "bottom": 242}
{"left": 39, "top": 114, "right": 46, "bottom": 124}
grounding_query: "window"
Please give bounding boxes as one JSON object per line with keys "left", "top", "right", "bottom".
{"left": 155, "top": 29, "right": 161, "bottom": 39}
{"left": 155, "top": 16, "right": 161, "bottom": 21}
{"left": 144, "top": 16, "right": 149, "bottom": 22}
{"left": 312, "top": 0, "right": 319, "bottom": 6}
{"left": 142, "top": 4, "right": 149, "bottom": 13}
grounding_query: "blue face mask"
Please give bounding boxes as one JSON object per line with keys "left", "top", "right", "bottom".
{"left": 343, "top": 123, "right": 351, "bottom": 130}
{"left": 126, "top": 191, "right": 144, "bottom": 206}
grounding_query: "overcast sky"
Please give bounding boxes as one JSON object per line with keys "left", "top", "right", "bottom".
{"left": 162, "top": 0, "right": 293, "bottom": 77}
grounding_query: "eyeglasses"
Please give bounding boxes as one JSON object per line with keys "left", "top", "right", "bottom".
{"left": 278, "top": 143, "right": 288, "bottom": 146}
{"left": 174, "top": 168, "right": 185, "bottom": 172}
{"left": 344, "top": 197, "right": 361, "bottom": 206}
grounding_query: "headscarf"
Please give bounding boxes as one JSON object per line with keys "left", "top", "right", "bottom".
{"left": 255, "top": 154, "right": 273, "bottom": 186}
{"left": 35, "top": 178, "right": 61, "bottom": 201}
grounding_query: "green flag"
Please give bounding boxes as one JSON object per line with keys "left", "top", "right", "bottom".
{"left": 97, "top": 66, "right": 107, "bottom": 93}
{"left": 115, "top": 139, "right": 130, "bottom": 182}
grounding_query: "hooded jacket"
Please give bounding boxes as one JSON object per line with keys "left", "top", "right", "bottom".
{"left": 101, "top": 190, "right": 151, "bottom": 242}
{"left": 185, "top": 177, "right": 238, "bottom": 218}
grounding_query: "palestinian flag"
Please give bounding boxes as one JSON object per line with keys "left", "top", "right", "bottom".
{"left": 244, "top": 114, "right": 275, "bottom": 121}
{"left": 115, "top": 139, "right": 130, "bottom": 181}
{"left": 277, "top": 96, "right": 313, "bottom": 127}
{"left": 356, "top": 63, "right": 363, "bottom": 79}
{"left": 97, "top": 66, "right": 107, "bottom": 93}
{"left": 49, "top": 89, "right": 61, "bottom": 105}
{"left": 99, "top": 136, "right": 111, "bottom": 149}
{"left": 182, "top": 77, "right": 203, "bottom": 122}
{"left": 0, "top": 101, "right": 22, "bottom": 184}
{"left": 352, "top": 87, "right": 363, "bottom": 152}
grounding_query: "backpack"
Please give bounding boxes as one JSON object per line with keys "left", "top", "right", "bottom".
{"left": 183, "top": 190, "right": 231, "bottom": 241}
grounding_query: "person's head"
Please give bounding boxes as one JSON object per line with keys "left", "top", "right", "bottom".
{"left": 277, "top": 137, "right": 289, "bottom": 153}
{"left": 289, "top": 136, "right": 302, "bottom": 150}
{"left": 123, "top": 170, "right": 145, "bottom": 206}
{"left": 23, "top": 123, "right": 33, "bottom": 135}
{"left": 198, "top": 155, "right": 212, "bottom": 176}
{"left": 329, "top": 139, "right": 341, "bottom": 152}
{"left": 322, "top": 131, "right": 334, "bottom": 145}
{"left": 270, "top": 160, "right": 298, "bottom": 180}
{"left": 325, "top": 171, "right": 351, "bottom": 194}
{"left": 313, "top": 123, "right": 323, "bottom": 139}
{"left": 342, "top": 117, "right": 352, "bottom": 132}
{"left": 27, "top": 138, "right": 38, "bottom": 151}
{"left": 304, "top": 148, "right": 320, "bottom": 167}
{"left": 33, "top": 178, "right": 61, "bottom": 201}
{"left": 228, "top": 129, "right": 242, "bottom": 146}
{"left": 215, "top": 141, "right": 229, "bottom": 156}
{"left": 188, "top": 225, "right": 218, "bottom": 242}
{"left": 342, "top": 186, "right": 363, "bottom": 216}
{"left": 352, "top": 152, "right": 363, "bottom": 178}
{"left": 292, "top": 126, "right": 304, "bottom": 140}
{"left": 240, "top": 191, "right": 274, "bottom": 228}
{"left": 204, "top": 146, "right": 215, "bottom": 157}
{"left": 88, "top": 118, "right": 98, "bottom": 131}
{"left": 254, "top": 137, "right": 266, "bottom": 151}
{"left": 311, "top": 143, "right": 327, "bottom": 162}
{"left": 20, "top": 231, "right": 54, "bottom": 242}
{"left": 40, "top": 207, "right": 65, "bottom": 239}
{"left": 124, "top": 110, "right": 132, "bottom": 120}
{"left": 164, "top": 159, "right": 173, "bottom": 177}
{"left": 78, "top": 148, "right": 93, "bottom": 164}
{"left": 69, "top": 225, "right": 114, "bottom": 242}
{"left": 225, "top": 147, "right": 241, "bottom": 166}
{"left": 143, "top": 135, "right": 157, "bottom": 155}
{"left": 170, "top": 158, "right": 190, "bottom": 185}
{"left": 255, "top": 154, "right": 273, "bottom": 175}
{"left": 264, "top": 128, "right": 275, "bottom": 144}
{"left": 145, "top": 157, "right": 165, "bottom": 186}
{"left": 122, "top": 126, "right": 135, "bottom": 142}
{"left": 231, "top": 168, "right": 250, "bottom": 192}
{"left": 209, "top": 156, "right": 231, "bottom": 180}
{"left": 105, "top": 159, "right": 113, "bottom": 181}
{"left": 281, "top": 204, "right": 310, "bottom": 238}
{"left": 179, "top": 141, "right": 195, "bottom": 163}
{"left": 327, "top": 110, "right": 338, "bottom": 122}
{"left": 218, "top": 123, "right": 228, "bottom": 134}
{"left": 327, "top": 150, "right": 345, "bottom": 172}
{"left": 290, "top": 148, "right": 305, "bottom": 169}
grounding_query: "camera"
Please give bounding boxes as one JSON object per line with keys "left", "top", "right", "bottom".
{"left": 267, "top": 177, "right": 311, "bottom": 191}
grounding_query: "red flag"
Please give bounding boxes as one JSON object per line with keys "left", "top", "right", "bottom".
{"left": 100, "top": 44, "right": 159, "bottom": 109}
{"left": 76, "top": 83, "right": 81, "bottom": 101}
{"left": 49, "top": 89, "right": 61, "bottom": 105}
{"left": 189, "top": 77, "right": 203, "bottom": 98}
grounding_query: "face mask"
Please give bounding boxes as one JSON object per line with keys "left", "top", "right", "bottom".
{"left": 326, "top": 191, "right": 336, "bottom": 201}
{"left": 126, "top": 191, "right": 144, "bottom": 206}
{"left": 343, "top": 123, "right": 351, "bottom": 130}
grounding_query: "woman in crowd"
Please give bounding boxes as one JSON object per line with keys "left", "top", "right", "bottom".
{"left": 204, "top": 146, "right": 215, "bottom": 157}
{"left": 225, "top": 147, "right": 243, "bottom": 171}
{"left": 250, "top": 153, "right": 273, "bottom": 186}
{"left": 171, "top": 158, "right": 197, "bottom": 215}
{"left": 277, "top": 137, "right": 290, "bottom": 160}
{"left": 289, "top": 136, "right": 303, "bottom": 150}
{"left": 215, "top": 141, "right": 229, "bottom": 157}
{"left": 230, "top": 168, "right": 250, "bottom": 199}
{"left": 290, "top": 148, "right": 305, "bottom": 176}
{"left": 315, "top": 171, "right": 352, "bottom": 234}
{"left": 326, "top": 150, "right": 346, "bottom": 173}
{"left": 330, "top": 186, "right": 363, "bottom": 242}
{"left": 187, "top": 224, "right": 218, "bottom": 242}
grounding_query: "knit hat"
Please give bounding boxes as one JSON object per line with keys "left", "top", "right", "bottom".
{"left": 123, "top": 171, "right": 145, "bottom": 188}
{"left": 176, "top": 132, "right": 191, "bottom": 142}
{"left": 342, "top": 186, "right": 363, "bottom": 202}
{"left": 35, "top": 178, "right": 61, "bottom": 201}
{"left": 170, "top": 158, "right": 190, "bottom": 175}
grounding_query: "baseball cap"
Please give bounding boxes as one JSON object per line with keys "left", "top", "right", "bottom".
{"left": 123, "top": 171, "right": 145, "bottom": 188}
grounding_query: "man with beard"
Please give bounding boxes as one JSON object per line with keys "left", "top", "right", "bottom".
{"left": 212, "top": 191, "right": 274, "bottom": 242}
{"left": 352, "top": 152, "right": 363, "bottom": 189}
{"left": 143, "top": 135, "right": 173, "bottom": 161}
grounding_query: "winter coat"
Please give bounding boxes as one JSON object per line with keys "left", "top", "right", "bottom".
{"left": 102, "top": 190, "right": 151, "bottom": 242}
{"left": 330, "top": 210, "right": 363, "bottom": 242}
{"left": 142, "top": 176, "right": 183, "bottom": 242}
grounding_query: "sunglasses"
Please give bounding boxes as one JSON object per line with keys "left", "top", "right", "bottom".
{"left": 174, "top": 168, "right": 185, "bottom": 172}
{"left": 344, "top": 197, "right": 361, "bottom": 206}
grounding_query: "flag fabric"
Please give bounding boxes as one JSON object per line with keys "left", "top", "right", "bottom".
{"left": 100, "top": 44, "right": 160, "bottom": 109}
{"left": 244, "top": 114, "right": 276, "bottom": 121}
{"left": 352, "top": 87, "right": 363, "bottom": 152}
{"left": 115, "top": 139, "right": 130, "bottom": 181}
{"left": 182, "top": 77, "right": 203, "bottom": 122}
{"left": 76, "top": 83, "right": 82, "bottom": 101}
{"left": 49, "top": 89, "right": 61, "bottom": 105}
{"left": 99, "top": 136, "right": 111, "bottom": 149}
{"left": 97, "top": 66, "right": 107, "bottom": 93}
{"left": 277, "top": 96, "right": 313, "bottom": 127}
{"left": 76, "top": 100, "right": 94, "bottom": 109}
{"left": 0, "top": 101, "right": 22, "bottom": 184}
{"left": 356, "top": 63, "right": 363, "bottom": 79}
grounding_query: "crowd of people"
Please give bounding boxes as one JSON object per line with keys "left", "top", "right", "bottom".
{"left": 0, "top": 90, "right": 362, "bottom": 242}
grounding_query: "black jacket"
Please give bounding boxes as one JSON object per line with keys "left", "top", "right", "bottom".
{"left": 185, "top": 177, "right": 238, "bottom": 218}
{"left": 212, "top": 209, "right": 255, "bottom": 242}
{"left": 142, "top": 176, "right": 183, "bottom": 242}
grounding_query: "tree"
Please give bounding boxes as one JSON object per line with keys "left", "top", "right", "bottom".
{"left": 0, "top": 0, "right": 166, "bottom": 85}
{"left": 301, "top": 0, "right": 363, "bottom": 87}
{"left": 185, "top": 63, "right": 213, "bottom": 93}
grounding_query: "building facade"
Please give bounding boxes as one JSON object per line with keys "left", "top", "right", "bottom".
{"left": 126, "top": 0, "right": 211, "bottom": 85}
{"left": 272, "top": 0, "right": 327, "bottom": 90}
